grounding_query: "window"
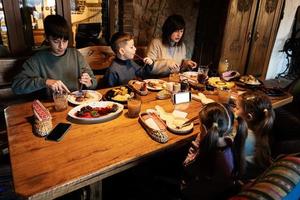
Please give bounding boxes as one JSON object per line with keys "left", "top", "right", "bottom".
{"left": 19, "top": 0, "right": 57, "bottom": 48}
{"left": 0, "top": 0, "right": 10, "bottom": 57}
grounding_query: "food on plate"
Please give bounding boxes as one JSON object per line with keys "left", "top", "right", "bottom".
{"left": 75, "top": 104, "right": 119, "bottom": 118}
{"left": 239, "top": 75, "right": 261, "bottom": 85}
{"left": 68, "top": 90, "right": 102, "bottom": 105}
{"left": 74, "top": 91, "right": 95, "bottom": 102}
{"left": 166, "top": 117, "right": 193, "bottom": 134}
{"left": 139, "top": 112, "right": 168, "bottom": 143}
{"left": 208, "top": 77, "right": 235, "bottom": 89}
{"left": 146, "top": 80, "right": 166, "bottom": 89}
{"left": 181, "top": 71, "right": 198, "bottom": 82}
{"left": 128, "top": 80, "right": 148, "bottom": 95}
{"left": 221, "top": 70, "right": 240, "bottom": 81}
{"left": 156, "top": 89, "right": 171, "bottom": 100}
{"left": 32, "top": 100, "right": 52, "bottom": 136}
{"left": 109, "top": 87, "right": 132, "bottom": 101}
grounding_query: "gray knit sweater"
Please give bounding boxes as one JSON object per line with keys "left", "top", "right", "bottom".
{"left": 12, "top": 48, "right": 97, "bottom": 97}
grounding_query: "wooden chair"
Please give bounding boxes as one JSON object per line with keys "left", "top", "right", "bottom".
{"left": 78, "top": 45, "right": 115, "bottom": 74}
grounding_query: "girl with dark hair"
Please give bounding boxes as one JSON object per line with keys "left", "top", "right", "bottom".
{"left": 146, "top": 14, "right": 197, "bottom": 76}
{"left": 182, "top": 102, "right": 247, "bottom": 200}
{"left": 235, "top": 91, "right": 275, "bottom": 179}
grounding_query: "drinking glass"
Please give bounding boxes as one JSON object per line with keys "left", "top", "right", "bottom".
{"left": 218, "top": 88, "right": 231, "bottom": 104}
{"left": 197, "top": 66, "right": 209, "bottom": 84}
{"left": 53, "top": 91, "right": 68, "bottom": 111}
{"left": 127, "top": 94, "right": 142, "bottom": 118}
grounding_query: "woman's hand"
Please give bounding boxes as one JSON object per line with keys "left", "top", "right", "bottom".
{"left": 79, "top": 72, "right": 92, "bottom": 87}
{"left": 46, "top": 79, "right": 70, "bottom": 93}
{"left": 182, "top": 60, "right": 197, "bottom": 69}
{"left": 168, "top": 60, "right": 180, "bottom": 73}
{"left": 143, "top": 57, "right": 153, "bottom": 65}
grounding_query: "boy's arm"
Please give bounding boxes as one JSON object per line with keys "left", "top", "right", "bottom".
{"left": 103, "top": 68, "right": 119, "bottom": 87}
{"left": 133, "top": 61, "right": 153, "bottom": 79}
{"left": 12, "top": 59, "right": 47, "bottom": 95}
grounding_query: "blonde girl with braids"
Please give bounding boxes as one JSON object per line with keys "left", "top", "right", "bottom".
{"left": 235, "top": 91, "right": 275, "bottom": 180}
{"left": 181, "top": 102, "right": 247, "bottom": 200}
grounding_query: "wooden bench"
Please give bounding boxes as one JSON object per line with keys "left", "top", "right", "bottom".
{"left": 78, "top": 45, "right": 115, "bottom": 73}
{"left": 0, "top": 58, "right": 29, "bottom": 105}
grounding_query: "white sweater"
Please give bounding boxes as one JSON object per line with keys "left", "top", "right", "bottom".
{"left": 146, "top": 38, "right": 187, "bottom": 76}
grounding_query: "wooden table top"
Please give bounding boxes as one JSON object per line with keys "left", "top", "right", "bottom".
{"left": 5, "top": 86, "right": 293, "bottom": 200}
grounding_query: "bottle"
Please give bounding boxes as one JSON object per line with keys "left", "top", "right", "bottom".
{"left": 181, "top": 79, "right": 189, "bottom": 91}
{"left": 218, "top": 59, "right": 229, "bottom": 75}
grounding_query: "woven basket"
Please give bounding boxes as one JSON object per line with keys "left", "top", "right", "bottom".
{"left": 34, "top": 118, "right": 52, "bottom": 137}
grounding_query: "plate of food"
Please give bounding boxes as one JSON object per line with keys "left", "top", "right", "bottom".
{"left": 68, "top": 90, "right": 102, "bottom": 105}
{"left": 208, "top": 77, "right": 235, "bottom": 89}
{"left": 68, "top": 101, "right": 124, "bottom": 123}
{"left": 128, "top": 80, "right": 148, "bottom": 95}
{"left": 104, "top": 86, "right": 133, "bottom": 104}
{"left": 239, "top": 75, "right": 262, "bottom": 86}
{"left": 181, "top": 71, "right": 198, "bottom": 83}
{"left": 166, "top": 117, "right": 193, "bottom": 135}
{"left": 144, "top": 79, "right": 167, "bottom": 91}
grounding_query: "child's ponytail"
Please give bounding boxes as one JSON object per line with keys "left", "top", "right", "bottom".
{"left": 232, "top": 116, "right": 248, "bottom": 177}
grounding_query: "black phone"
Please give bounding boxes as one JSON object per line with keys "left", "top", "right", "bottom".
{"left": 45, "top": 123, "right": 72, "bottom": 142}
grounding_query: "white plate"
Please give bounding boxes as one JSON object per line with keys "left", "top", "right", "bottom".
{"left": 166, "top": 117, "right": 193, "bottom": 135}
{"left": 68, "top": 90, "right": 102, "bottom": 105}
{"left": 144, "top": 79, "right": 167, "bottom": 91}
{"left": 68, "top": 101, "right": 123, "bottom": 124}
{"left": 181, "top": 71, "right": 198, "bottom": 82}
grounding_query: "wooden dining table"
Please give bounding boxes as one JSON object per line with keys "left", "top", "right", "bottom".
{"left": 4, "top": 84, "right": 293, "bottom": 200}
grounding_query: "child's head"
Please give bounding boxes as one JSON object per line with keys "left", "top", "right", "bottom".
{"left": 44, "top": 15, "right": 69, "bottom": 56}
{"left": 236, "top": 91, "right": 275, "bottom": 133}
{"left": 236, "top": 91, "right": 275, "bottom": 168}
{"left": 110, "top": 32, "right": 136, "bottom": 60}
{"left": 199, "top": 102, "right": 247, "bottom": 176}
{"left": 162, "top": 14, "right": 185, "bottom": 46}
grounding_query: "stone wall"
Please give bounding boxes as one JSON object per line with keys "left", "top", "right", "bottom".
{"left": 122, "top": 0, "right": 200, "bottom": 57}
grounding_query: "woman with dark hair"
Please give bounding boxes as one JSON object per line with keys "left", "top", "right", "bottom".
{"left": 146, "top": 14, "right": 197, "bottom": 76}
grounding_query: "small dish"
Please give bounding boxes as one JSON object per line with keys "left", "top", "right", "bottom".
{"left": 166, "top": 117, "right": 193, "bottom": 135}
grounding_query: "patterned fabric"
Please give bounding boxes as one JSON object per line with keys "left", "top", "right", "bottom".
{"left": 230, "top": 155, "right": 300, "bottom": 200}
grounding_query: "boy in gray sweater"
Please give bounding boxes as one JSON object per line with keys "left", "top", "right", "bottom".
{"left": 12, "top": 15, "right": 97, "bottom": 98}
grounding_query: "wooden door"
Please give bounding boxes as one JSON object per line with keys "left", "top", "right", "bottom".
{"left": 246, "top": 0, "right": 284, "bottom": 78}
{"left": 220, "top": 0, "right": 258, "bottom": 73}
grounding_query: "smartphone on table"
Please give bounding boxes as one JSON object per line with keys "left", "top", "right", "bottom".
{"left": 45, "top": 123, "right": 72, "bottom": 142}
